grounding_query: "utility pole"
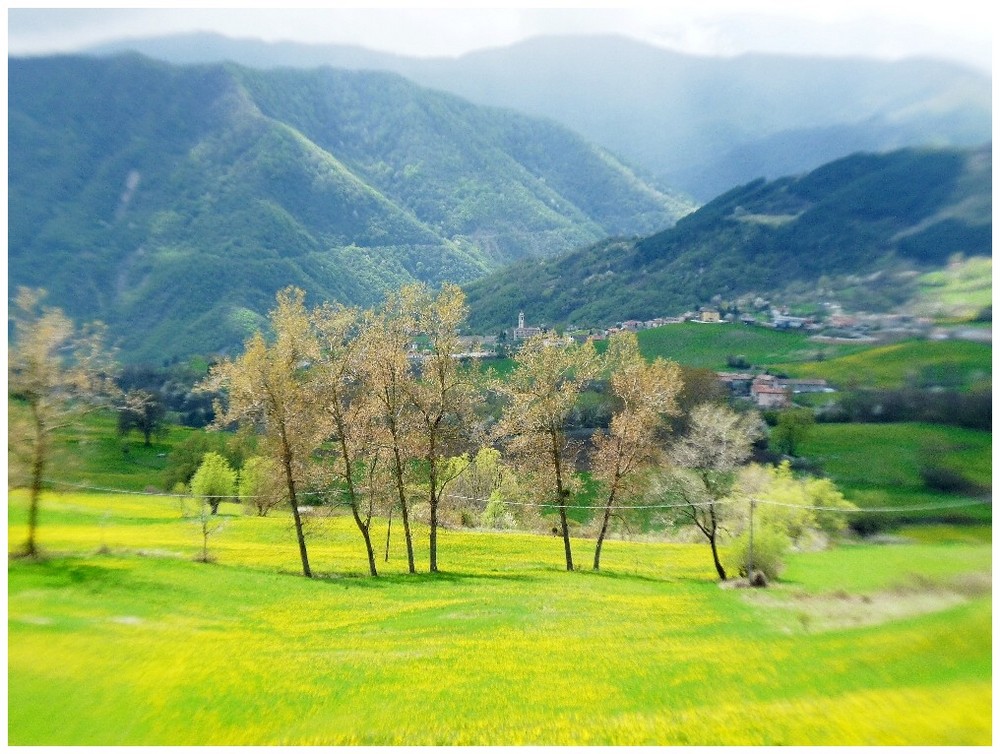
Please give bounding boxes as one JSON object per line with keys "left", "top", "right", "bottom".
{"left": 748, "top": 497, "right": 756, "bottom": 580}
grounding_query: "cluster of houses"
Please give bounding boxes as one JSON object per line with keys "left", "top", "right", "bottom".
{"left": 716, "top": 372, "right": 833, "bottom": 409}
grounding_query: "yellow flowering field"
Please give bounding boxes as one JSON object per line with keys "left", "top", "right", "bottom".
{"left": 8, "top": 490, "right": 991, "bottom": 745}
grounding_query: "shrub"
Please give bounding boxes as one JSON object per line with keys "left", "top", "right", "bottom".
{"left": 848, "top": 510, "right": 894, "bottom": 538}
{"left": 190, "top": 452, "right": 236, "bottom": 515}
{"left": 238, "top": 456, "right": 285, "bottom": 516}
{"left": 482, "top": 491, "right": 516, "bottom": 530}
{"left": 730, "top": 523, "right": 790, "bottom": 581}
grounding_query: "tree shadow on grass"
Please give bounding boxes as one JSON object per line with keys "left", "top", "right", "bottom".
{"left": 573, "top": 568, "right": 680, "bottom": 585}
{"left": 313, "top": 569, "right": 543, "bottom": 590}
{"left": 8, "top": 555, "right": 152, "bottom": 594}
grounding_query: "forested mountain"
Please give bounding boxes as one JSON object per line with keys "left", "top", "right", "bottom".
{"left": 464, "top": 146, "right": 992, "bottom": 332}
{"left": 9, "top": 54, "right": 688, "bottom": 362}
{"left": 89, "top": 33, "right": 992, "bottom": 200}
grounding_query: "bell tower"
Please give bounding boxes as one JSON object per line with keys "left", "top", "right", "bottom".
{"left": 518, "top": 311, "right": 525, "bottom": 329}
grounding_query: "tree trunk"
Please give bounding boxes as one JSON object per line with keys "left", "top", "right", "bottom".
{"left": 392, "top": 446, "right": 416, "bottom": 573}
{"left": 384, "top": 502, "right": 393, "bottom": 563}
{"left": 428, "top": 430, "right": 439, "bottom": 573}
{"left": 277, "top": 424, "right": 312, "bottom": 578}
{"left": 26, "top": 462, "right": 42, "bottom": 558}
{"left": 558, "top": 498, "right": 574, "bottom": 571}
{"left": 283, "top": 461, "right": 312, "bottom": 578}
{"left": 552, "top": 430, "right": 573, "bottom": 571}
{"left": 709, "top": 530, "right": 727, "bottom": 581}
{"left": 594, "top": 466, "right": 623, "bottom": 572}
{"left": 25, "top": 415, "right": 45, "bottom": 558}
{"left": 593, "top": 501, "right": 614, "bottom": 571}
{"left": 351, "top": 510, "right": 378, "bottom": 577}
{"left": 209, "top": 499, "right": 220, "bottom": 515}
{"left": 429, "top": 487, "right": 439, "bottom": 573}
{"left": 337, "top": 431, "right": 378, "bottom": 577}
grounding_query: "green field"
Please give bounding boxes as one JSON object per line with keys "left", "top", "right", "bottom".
{"left": 7, "top": 488, "right": 992, "bottom": 745}
{"left": 782, "top": 338, "right": 991, "bottom": 390}
{"left": 12, "top": 408, "right": 202, "bottom": 492}
{"left": 629, "top": 323, "right": 991, "bottom": 393}
{"left": 911, "top": 256, "right": 992, "bottom": 320}
{"left": 634, "top": 323, "right": 870, "bottom": 370}
{"left": 797, "top": 422, "right": 991, "bottom": 523}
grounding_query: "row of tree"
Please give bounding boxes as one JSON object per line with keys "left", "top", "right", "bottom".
{"left": 200, "top": 285, "right": 853, "bottom": 580}
{"left": 9, "top": 284, "right": 854, "bottom": 580}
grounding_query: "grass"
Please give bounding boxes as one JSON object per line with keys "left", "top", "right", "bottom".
{"left": 7, "top": 488, "right": 992, "bottom": 745}
{"left": 11, "top": 407, "right": 202, "bottom": 492}
{"left": 911, "top": 256, "right": 992, "bottom": 320}
{"left": 634, "top": 322, "right": 871, "bottom": 370}
{"left": 780, "top": 338, "right": 991, "bottom": 391}
{"left": 795, "top": 422, "right": 991, "bottom": 523}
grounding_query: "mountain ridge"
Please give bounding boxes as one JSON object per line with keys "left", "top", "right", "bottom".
{"left": 463, "top": 145, "right": 992, "bottom": 333}
{"left": 85, "top": 33, "right": 992, "bottom": 200}
{"left": 9, "top": 53, "right": 688, "bottom": 362}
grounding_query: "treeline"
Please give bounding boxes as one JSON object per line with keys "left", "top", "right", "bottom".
{"left": 817, "top": 387, "right": 990, "bottom": 431}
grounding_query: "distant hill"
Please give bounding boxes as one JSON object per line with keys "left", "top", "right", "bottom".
{"left": 8, "top": 54, "right": 688, "bottom": 362}
{"left": 463, "top": 146, "right": 992, "bottom": 332}
{"left": 88, "top": 33, "right": 992, "bottom": 201}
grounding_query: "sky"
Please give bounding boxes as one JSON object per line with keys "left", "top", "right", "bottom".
{"left": 5, "top": 3, "right": 994, "bottom": 73}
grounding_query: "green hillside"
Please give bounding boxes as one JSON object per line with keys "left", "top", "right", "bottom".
{"left": 633, "top": 322, "right": 869, "bottom": 370}
{"left": 91, "top": 33, "right": 993, "bottom": 202}
{"left": 8, "top": 54, "right": 690, "bottom": 362}
{"left": 781, "top": 339, "right": 992, "bottom": 391}
{"left": 465, "top": 146, "right": 992, "bottom": 332}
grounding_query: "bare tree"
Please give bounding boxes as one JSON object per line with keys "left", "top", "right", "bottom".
{"left": 312, "top": 302, "right": 381, "bottom": 577}
{"left": 402, "top": 283, "right": 478, "bottom": 573}
{"left": 494, "top": 334, "right": 600, "bottom": 571}
{"left": 666, "top": 403, "right": 760, "bottom": 580}
{"left": 204, "top": 287, "right": 321, "bottom": 578}
{"left": 358, "top": 294, "right": 421, "bottom": 573}
{"left": 8, "top": 288, "right": 118, "bottom": 558}
{"left": 591, "top": 332, "right": 682, "bottom": 571}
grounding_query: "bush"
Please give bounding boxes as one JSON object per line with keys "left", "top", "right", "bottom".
{"left": 730, "top": 524, "right": 790, "bottom": 581}
{"left": 848, "top": 510, "right": 894, "bottom": 538}
{"left": 190, "top": 452, "right": 236, "bottom": 515}
{"left": 482, "top": 492, "right": 516, "bottom": 530}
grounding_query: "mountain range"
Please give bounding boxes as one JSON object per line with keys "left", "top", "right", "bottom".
{"left": 9, "top": 41, "right": 991, "bottom": 364}
{"left": 89, "top": 33, "right": 992, "bottom": 200}
{"left": 9, "top": 53, "right": 687, "bottom": 362}
{"left": 464, "top": 145, "right": 992, "bottom": 333}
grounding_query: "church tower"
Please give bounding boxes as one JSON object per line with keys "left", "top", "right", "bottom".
{"left": 518, "top": 311, "right": 525, "bottom": 329}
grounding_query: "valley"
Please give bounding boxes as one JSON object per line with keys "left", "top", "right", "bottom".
{"left": 7, "top": 23, "right": 992, "bottom": 747}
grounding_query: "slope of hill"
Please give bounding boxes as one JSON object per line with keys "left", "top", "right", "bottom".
{"left": 464, "top": 146, "right": 992, "bottom": 332}
{"left": 8, "top": 54, "right": 688, "bottom": 361}
{"left": 88, "top": 33, "right": 992, "bottom": 201}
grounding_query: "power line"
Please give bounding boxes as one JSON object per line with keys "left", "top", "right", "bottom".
{"left": 41, "top": 478, "right": 990, "bottom": 514}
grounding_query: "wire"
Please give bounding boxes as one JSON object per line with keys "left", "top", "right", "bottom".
{"left": 41, "top": 478, "right": 990, "bottom": 514}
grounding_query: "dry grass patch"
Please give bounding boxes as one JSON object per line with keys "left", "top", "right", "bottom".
{"left": 746, "top": 571, "right": 991, "bottom": 633}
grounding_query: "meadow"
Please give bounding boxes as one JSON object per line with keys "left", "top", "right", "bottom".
{"left": 797, "top": 422, "right": 992, "bottom": 524}
{"left": 781, "top": 338, "right": 991, "bottom": 391}
{"left": 7, "top": 488, "right": 991, "bottom": 745}
{"left": 634, "top": 322, "right": 869, "bottom": 370}
{"left": 9, "top": 323, "right": 991, "bottom": 746}
{"left": 628, "top": 322, "right": 992, "bottom": 394}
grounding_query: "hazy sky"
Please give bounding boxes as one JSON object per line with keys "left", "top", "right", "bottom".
{"left": 6, "top": 3, "right": 993, "bottom": 72}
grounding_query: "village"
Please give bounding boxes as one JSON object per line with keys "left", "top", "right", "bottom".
{"left": 441, "top": 303, "right": 990, "bottom": 410}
